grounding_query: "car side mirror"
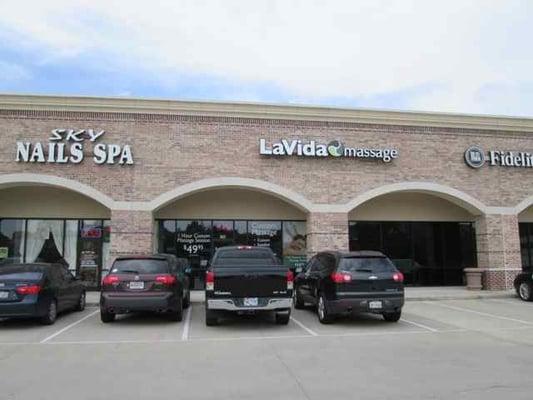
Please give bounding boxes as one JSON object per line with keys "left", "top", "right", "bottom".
{"left": 73, "top": 276, "right": 81, "bottom": 281}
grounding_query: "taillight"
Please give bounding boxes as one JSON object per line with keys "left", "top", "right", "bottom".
{"left": 237, "top": 246, "right": 253, "bottom": 250}
{"left": 331, "top": 272, "right": 352, "bottom": 283}
{"left": 393, "top": 272, "right": 404, "bottom": 283}
{"left": 102, "top": 275, "right": 120, "bottom": 286}
{"left": 16, "top": 284, "right": 41, "bottom": 295}
{"left": 287, "top": 270, "right": 294, "bottom": 290}
{"left": 206, "top": 271, "right": 215, "bottom": 291}
{"left": 155, "top": 275, "right": 176, "bottom": 286}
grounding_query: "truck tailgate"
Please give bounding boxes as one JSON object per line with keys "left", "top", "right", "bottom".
{"left": 214, "top": 266, "right": 289, "bottom": 297}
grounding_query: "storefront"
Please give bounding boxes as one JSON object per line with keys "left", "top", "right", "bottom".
{"left": 1, "top": 94, "right": 533, "bottom": 290}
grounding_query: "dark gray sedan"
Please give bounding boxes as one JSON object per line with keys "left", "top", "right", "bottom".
{"left": 0, "top": 263, "right": 86, "bottom": 324}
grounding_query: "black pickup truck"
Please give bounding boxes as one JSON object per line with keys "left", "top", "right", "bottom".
{"left": 204, "top": 246, "right": 293, "bottom": 326}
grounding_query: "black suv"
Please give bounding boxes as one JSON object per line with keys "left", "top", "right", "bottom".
{"left": 100, "top": 254, "right": 191, "bottom": 322}
{"left": 294, "top": 251, "right": 404, "bottom": 323}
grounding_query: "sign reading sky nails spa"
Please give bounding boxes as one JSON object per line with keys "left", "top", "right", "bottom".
{"left": 15, "top": 129, "right": 134, "bottom": 165}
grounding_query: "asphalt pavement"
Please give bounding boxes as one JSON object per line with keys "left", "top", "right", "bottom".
{"left": 1, "top": 294, "right": 533, "bottom": 400}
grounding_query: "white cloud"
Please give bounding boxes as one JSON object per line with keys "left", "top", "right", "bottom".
{"left": 1, "top": 0, "right": 532, "bottom": 115}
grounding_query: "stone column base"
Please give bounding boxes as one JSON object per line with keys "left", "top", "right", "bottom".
{"left": 483, "top": 268, "right": 521, "bottom": 290}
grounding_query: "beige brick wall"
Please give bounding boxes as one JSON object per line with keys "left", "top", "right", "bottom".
{"left": 110, "top": 210, "right": 153, "bottom": 258}
{"left": 2, "top": 105, "right": 533, "bottom": 290}
{"left": 306, "top": 212, "right": 349, "bottom": 256}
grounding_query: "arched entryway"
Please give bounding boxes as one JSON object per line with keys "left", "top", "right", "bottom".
{"left": 0, "top": 175, "right": 112, "bottom": 289}
{"left": 346, "top": 183, "right": 484, "bottom": 286}
{"left": 152, "top": 180, "right": 310, "bottom": 288}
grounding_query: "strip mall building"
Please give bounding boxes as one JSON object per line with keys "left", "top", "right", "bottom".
{"left": 1, "top": 94, "right": 533, "bottom": 290}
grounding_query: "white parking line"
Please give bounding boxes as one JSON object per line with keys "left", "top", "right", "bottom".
{"left": 181, "top": 305, "right": 192, "bottom": 341}
{"left": 400, "top": 318, "right": 439, "bottom": 332}
{"left": 290, "top": 316, "right": 318, "bottom": 336}
{"left": 426, "top": 302, "right": 533, "bottom": 325}
{"left": 40, "top": 309, "right": 99, "bottom": 343}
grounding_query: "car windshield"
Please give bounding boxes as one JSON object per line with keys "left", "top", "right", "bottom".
{"left": 111, "top": 259, "right": 169, "bottom": 274}
{"left": 215, "top": 250, "right": 277, "bottom": 266}
{"left": 338, "top": 257, "right": 396, "bottom": 273}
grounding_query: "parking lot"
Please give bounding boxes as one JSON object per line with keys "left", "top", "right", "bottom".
{"left": 1, "top": 295, "right": 533, "bottom": 400}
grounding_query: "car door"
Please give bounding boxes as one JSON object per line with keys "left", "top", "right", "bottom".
{"left": 48, "top": 267, "right": 67, "bottom": 312}
{"left": 317, "top": 253, "right": 337, "bottom": 298}
{"left": 299, "top": 256, "right": 322, "bottom": 304}
{"left": 59, "top": 266, "right": 79, "bottom": 310}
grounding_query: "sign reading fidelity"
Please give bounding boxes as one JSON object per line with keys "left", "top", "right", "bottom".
{"left": 16, "top": 129, "right": 134, "bottom": 165}
{"left": 259, "top": 139, "right": 399, "bottom": 163}
{"left": 465, "top": 146, "right": 533, "bottom": 169}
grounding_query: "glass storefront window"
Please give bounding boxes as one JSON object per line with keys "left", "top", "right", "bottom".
{"left": 349, "top": 221, "right": 477, "bottom": 286}
{"left": 25, "top": 219, "right": 64, "bottom": 264}
{"left": 249, "top": 221, "right": 282, "bottom": 257}
{"left": 0, "top": 219, "right": 25, "bottom": 264}
{"left": 282, "top": 221, "right": 307, "bottom": 271}
{"left": 158, "top": 220, "right": 176, "bottom": 254}
{"left": 78, "top": 220, "right": 104, "bottom": 289}
{"left": 213, "top": 220, "right": 236, "bottom": 250}
{"left": 519, "top": 223, "right": 533, "bottom": 271}
{"left": 157, "top": 219, "right": 306, "bottom": 287}
{"left": 64, "top": 220, "right": 79, "bottom": 272}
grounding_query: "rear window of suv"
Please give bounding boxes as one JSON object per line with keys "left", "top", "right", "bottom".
{"left": 338, "top": 257, "right": 396, "bottom": 273}
{"left": 111, "top": 259, "right": 169, "bottom": 274}
{"left": 215, "top": 250, "right": 277, "bottom": 266}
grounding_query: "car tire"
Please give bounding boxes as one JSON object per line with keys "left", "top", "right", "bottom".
{"left": 383, "top": 311, "right": 402, "bottom": 322}
{"left": 294, "top": 289, "right": 305, "bottom": 309}
{"left": 518, "top": 282, "right": 533, "bottom": 301}
{"left": 75, "top": 291, "right": 86, "bottom": 312}
{"left": 168, "top": 296, "right": 183, "bottom": 322}
{"left": 317, "top": 293, "right": 333, "bottom": 324}
{"left": 183, "top": 289, "right": 191, "bottom": 309}
{"left": 205, "top": 308, "right": 218, "bottom": 326}
{"left": 100, "top": 309, "right": 115, "bottom": 323}
{"left": 40, "top": 299, "right": 58, "bottom": 325}
{"left": 275, "top": 310, "right": 291, "bottom": 325}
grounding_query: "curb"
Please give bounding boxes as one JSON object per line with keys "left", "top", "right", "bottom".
{"left": 87, "top": 293, "right": 518, "bottom": 307}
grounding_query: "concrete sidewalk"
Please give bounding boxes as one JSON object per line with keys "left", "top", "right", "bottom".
{"left": 85, "top": 287, "right": 516, "bottom": 306}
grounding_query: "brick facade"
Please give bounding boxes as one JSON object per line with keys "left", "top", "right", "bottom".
{"left": 1, "top": 95, "right": 533, "bottom": 290}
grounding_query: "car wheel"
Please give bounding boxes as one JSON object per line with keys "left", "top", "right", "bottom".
{"left": 383, "top": 311, "right": 402, "bottom": 322}
{"left": 100, "top": 309, "right": 115, "bottom": 323}
{"left": 205, "top": 308, "right": 218, "bottom": 326}
{"left": 294, "top": 289, "right": 305, "bottom": 309}
{"left": 168, "top": 296, "right": 183, "bottom": 322}
{"left": 518, "top": 282, "right": 533, "bottom": 301}
{"left": 183, "top": 289, "right": 191, "bottom": 309}
{"left": 40, "top": 299, "right": 57, "bottom": 325}
{"left": 317, "top": 293, "right": 333, "bottom": 324}
{"left": 75, "top": 291, "right": 86, "bottom": 312}
{"left": 275, "top": 310, "right": 291, "bottom": 325}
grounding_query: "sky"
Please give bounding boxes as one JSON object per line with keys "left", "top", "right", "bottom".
{"left": 0, "top": 0, "right": 532, "bottom": 117}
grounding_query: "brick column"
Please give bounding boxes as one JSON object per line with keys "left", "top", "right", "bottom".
{"left": 475, "top": 214, "right": 522, "bottom": 290}
{"left": 110, "top": 210, "right": 154, "bottom": 259}
{"left": 306, "top": 212, "right": 349, "bottom": 257}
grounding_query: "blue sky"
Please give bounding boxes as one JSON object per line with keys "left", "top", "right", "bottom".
{"left": 1, "top": 0, "right": 532, "bottom": 116}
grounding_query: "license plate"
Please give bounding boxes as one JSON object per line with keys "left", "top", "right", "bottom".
{"left": 129, "top": 281, "right": 144, "bottom": 290}
{"left": 369, "top": 301, "right": 383, "bottom": 309}
{"left": 243, "top": 297, "right": 258, "bottom": 307}
{"left": 0, "top": 291, "right": 8, "bottom": 299}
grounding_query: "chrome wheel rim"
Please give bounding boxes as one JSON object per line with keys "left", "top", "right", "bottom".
{"left": 318, "top": 297, "right": 325, "bottom": 320}
{"left": 519, "top": 283, "right": 530, "bottom": 300}
{"left": 49, "top": 301, "right": 57, "bottom": 321}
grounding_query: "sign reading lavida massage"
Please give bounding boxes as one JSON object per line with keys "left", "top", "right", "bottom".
{"left": 15, "top": 129, "right": 134, "bottom": 165}
{"left": 259, "top": 139, "right": 398, "bottom": 163}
